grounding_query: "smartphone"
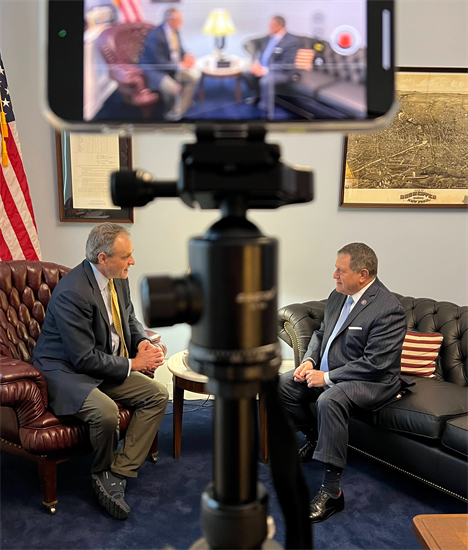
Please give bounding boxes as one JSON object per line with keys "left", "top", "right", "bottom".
{"left": 45, "top": 0, "right": 395, "bottom": 132}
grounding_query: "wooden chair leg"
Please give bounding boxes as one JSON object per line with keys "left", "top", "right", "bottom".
{"left": 37, "top": 457, "right": 58, "bottom": 514}
{"left": 173, "top": 380, "right": 184, "bottom": 459}
{"left": 149, "top": 431, "right": 159, "bottom": 463}
{"left": 259, "top": 392, "right": 268, "bottom": 464}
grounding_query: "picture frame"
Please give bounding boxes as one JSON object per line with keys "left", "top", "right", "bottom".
{"left": 55, "top": 131, "right": 134, "bottom": 222}
{"left": 340, "top": 68, "right": 468, "bottom": 208}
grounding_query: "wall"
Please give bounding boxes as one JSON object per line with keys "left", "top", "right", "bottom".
{"left": 1, "top": 0, "right": 467, "bottom": 393}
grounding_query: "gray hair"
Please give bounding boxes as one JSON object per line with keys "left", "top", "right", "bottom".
{"left": 85, "top": 223, "right": 130, "bottom": 264}
{"left": 337, "top": 243, "right": 378, "bottom": 277}
{"left": 272, "top": 15, "right": 286, "bottom": 28}
{"left": 164, "top": 8, "right": 179, "bottom": 22}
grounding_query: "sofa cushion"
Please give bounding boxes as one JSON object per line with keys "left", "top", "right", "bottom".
{"left": 401, "top": 331, "right": 443, "bottom": 378}
{"left": 442, "top": 415, "right": 468, "bottom": 457}
{"left": 373, "top": 377, "right": 468, "bottom": 439}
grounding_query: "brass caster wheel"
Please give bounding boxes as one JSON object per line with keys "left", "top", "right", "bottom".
{"left": 47, "top": 505, "right": 57, "bottom": 515}
{"left": 149, "top": 454, "right": 158, "bottom": 464}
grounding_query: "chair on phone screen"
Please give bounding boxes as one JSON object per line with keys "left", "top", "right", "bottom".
{"left": 98, "top": 22, "right": 159, "bottom": 118}
{"left": 0, "top": 260, "right": 161, "bottom": 514}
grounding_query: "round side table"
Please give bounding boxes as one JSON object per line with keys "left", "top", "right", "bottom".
{"left": 167, "top": 350, "right": 268, "bottom": 462}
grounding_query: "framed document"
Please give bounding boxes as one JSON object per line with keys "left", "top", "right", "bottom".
{"left": 55, "top": 131, "right": 134, "bottom": 222}
{"left": 341, "top": 68, "right": 468, "bottom": 208}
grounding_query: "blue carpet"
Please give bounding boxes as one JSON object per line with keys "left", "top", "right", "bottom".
{"left": 94, "top": 79, "right": 298, "bottom": 122}
{"left": 1, "top": 400, "right": 466, "bottom": 550}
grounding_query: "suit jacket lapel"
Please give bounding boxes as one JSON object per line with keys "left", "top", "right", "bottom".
{"left": 83, "top": 261, "right": 112, "bottom": 350}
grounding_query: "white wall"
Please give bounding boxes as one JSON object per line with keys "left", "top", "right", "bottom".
{"left": 1, "top": 0, "right": 467, "bottom": 392}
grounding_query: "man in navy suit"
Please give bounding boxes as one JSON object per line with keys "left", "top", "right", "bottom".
{"left": 33, "top": 223, "right": 169, "bottom": 519}
{"left": 243, "top": 16, "right": 299, "bottom": 115}
{"left": 139, "top": 8, "right": 199, "bottom": 120}
{"left": 279, "top": 243, "right": 408, "bottom": 523}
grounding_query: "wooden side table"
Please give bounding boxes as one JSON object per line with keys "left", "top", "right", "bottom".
{"left": 413, "top": 514, "right": 468, "bottom": 550}
{"left": 167, "top": 350, "right": 268, "bottom": 463}
{"left": 196, "top": 55, "right": 250, "bottom": 103}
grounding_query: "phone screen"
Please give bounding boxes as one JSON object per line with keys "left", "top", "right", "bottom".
{"left": 47, "top": 0, "right": 394, "bottom": 127}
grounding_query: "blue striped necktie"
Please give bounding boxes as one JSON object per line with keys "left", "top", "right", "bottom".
{"left": 320, "top": 296, "right": 354, "bottom": 373}
{"left": 260, "top": 36, "right": 278, "bottom": 67}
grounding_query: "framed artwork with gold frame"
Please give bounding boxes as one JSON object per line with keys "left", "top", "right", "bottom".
{"left": 341, "top": 68, "right": 468, "bottom": 208}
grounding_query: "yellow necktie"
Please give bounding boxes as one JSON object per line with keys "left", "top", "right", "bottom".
{"left": 108, "top": 279, "right": 129, "bottom": 358}
{"left": 171, "top": 30, "right": 180, "bottom": 54}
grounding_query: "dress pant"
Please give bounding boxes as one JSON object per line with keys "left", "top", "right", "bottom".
{"left": 75, "top": 372, "right": 169, "bottom": 477}
{"left": 159, "top": 68, "right": 200, "bottom": 116}
{"left": 279, "top": 370, "right": 361, "bottom": 469}
{"left": 242, "top": 69, "right": 294, "bottom": 114}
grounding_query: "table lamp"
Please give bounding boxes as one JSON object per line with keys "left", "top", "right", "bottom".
{"left": 202, "top": 9, "right": 236, "bottom": 67}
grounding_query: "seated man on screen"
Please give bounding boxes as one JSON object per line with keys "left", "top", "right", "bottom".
{"left": 242, "top": 16, "right": 299, "bottom": 114}
{"left": 279, "top": 243, "right": 410, "bottom": 523}
{"left": 33, "top": 223, "right": 169, "bottom": 520}
{"left": 139, "top": 8, "right": 199, "bottom": 120}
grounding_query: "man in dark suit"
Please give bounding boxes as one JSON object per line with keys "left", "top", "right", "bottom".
{"left": 279, "top": 243, "right": 408, "bottom": 523}
{"left": 139, "top": 8, "right": 199, "bottom": 120}
{"left": 243, "top": 16, "right": 299, "bottom": 115}
{"left": 32, "top": 223, "right": 169, "bottom": 520}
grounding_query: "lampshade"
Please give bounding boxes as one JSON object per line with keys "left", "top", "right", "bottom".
{"left": 202, "top": 9, "right": 236, "bottom": 37}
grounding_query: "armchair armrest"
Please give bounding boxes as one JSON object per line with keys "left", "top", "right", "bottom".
{"left": 0, "top": 358, "right": 48, "bottom": 407}
{"left": 145, "top": 330, "right": 167, "bottom": 357}
{"left": 277, "top": 301, "right": 326, "bottom": 367}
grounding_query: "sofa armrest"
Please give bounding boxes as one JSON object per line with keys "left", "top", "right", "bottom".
{"left": 277, "top": 301, "right": 326, "bottom": 367}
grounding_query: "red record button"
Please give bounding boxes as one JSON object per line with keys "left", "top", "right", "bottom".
{"left": 337, "top": 32, "right": 353, "bottom": 49}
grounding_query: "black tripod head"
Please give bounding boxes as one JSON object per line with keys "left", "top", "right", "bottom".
{"left": 111, "top": 124, "right": 314, "bottom": 550}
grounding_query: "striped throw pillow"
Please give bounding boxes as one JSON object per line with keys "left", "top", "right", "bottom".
{"left": 400, "top": 332, "right": 443, "bottom": 378}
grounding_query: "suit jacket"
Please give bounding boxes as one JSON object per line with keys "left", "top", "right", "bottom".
{"left": 139, "top": 25, "right": 186, "bottom": 89}
{"left": 32, "top": 261, "right": 149, "bottom": 416}
{"left": 302, "top": 278, "right": 408, "bottom": 411}
{"left": 253, "top": 33, "right": 299, "bottom": 68}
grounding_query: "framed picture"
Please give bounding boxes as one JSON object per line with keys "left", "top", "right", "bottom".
{"left": 55, "top": 131, "right": 134, "bottom": 222}
{"left": 341, "top": 68, "right": 468, "bottom": 208}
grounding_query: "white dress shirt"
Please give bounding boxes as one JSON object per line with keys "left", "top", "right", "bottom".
{"left": 89, "top": 262, "right": 131, "bottom": 376}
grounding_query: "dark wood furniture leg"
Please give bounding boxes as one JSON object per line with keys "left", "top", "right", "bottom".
{"left": 37, "top": 456, "right": 58, "bottom": 514}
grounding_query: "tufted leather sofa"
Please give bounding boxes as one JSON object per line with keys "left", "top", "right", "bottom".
{"left": 0, "top": 261, "right": 161, "bottom": 514}
{"left": 278, "top": 294, "right": 468, "bottom": 501}
{"left": 244, "top": 35, "right": 366, "bottom": 119}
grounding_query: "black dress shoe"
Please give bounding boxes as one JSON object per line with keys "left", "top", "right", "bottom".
{"left": 298, "top": 439, "right": 317, "bottom": 462}
{"left": 309, "top": 489, "right": 344, "bottom": 523}
{"left": 92, "top": 470, "right": 130, "bottom": 520}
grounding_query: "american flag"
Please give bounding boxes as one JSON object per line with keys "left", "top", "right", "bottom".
{"left": 113, "top": 0, "right": 144, "bottom": 22}
{"left": 0, "top": 54, "right": 41, "bottom": 261}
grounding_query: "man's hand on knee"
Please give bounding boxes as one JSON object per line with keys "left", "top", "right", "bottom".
{"left": 294, "top": 360, "right": 314, "bottom": 383}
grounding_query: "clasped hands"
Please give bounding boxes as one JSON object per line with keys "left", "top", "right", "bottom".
{"left": 293, "top": 360, "right": 327, "bottom": 388}
{"left": 132, "top": 340, "right": 166, "bottom": 378}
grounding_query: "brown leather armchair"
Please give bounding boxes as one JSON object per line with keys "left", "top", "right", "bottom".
{"left": 0, "top": 260, "right": 162, "bottom": 514}
{"left": 98, "top": 22, "right": 158, "bottom": 117}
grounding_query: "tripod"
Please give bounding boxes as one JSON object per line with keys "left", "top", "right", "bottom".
{"left": 112, "top": 125, "right": 314, "bottom": 549}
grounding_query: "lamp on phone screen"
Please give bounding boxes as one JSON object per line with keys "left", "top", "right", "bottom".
{"left": 202, "top": 9, "right": 236, "bottom": 67}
